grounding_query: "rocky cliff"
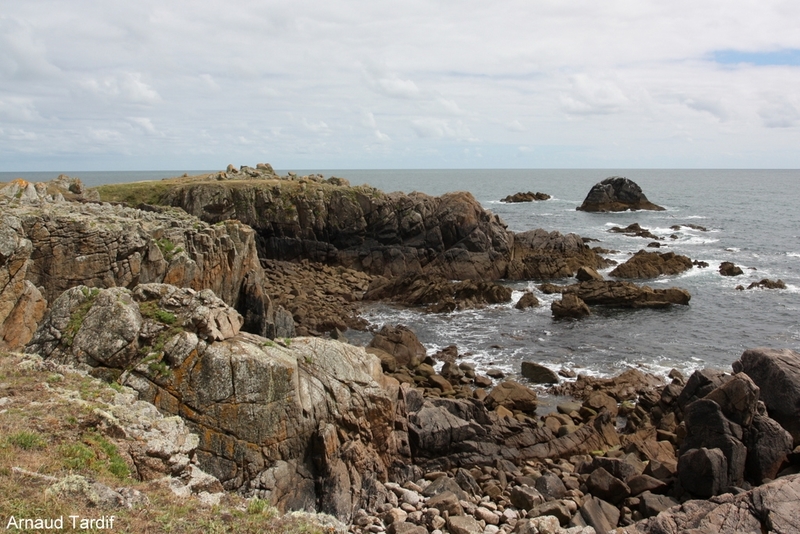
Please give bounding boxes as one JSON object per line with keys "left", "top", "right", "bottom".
{"left": 0, "top": 179, "right": 293, "bottom": 349}
{"left": 151, "top": 171, "right": 607, "bottom": 282}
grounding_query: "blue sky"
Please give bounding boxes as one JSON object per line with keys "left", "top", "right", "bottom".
{"left": 2, "top": 1, "right": 800, "bottom": 171}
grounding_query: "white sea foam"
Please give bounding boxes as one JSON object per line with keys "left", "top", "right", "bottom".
{"left": 787, "top": 252, "right": 800, "bottom": 258}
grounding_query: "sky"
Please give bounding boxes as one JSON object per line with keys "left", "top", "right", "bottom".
{"left": 2, "top": 1, "right": 800, "bottom": 171}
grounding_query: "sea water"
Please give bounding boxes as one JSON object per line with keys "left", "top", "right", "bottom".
{"left": 5, "top": 169, "right": 799, "bottom": 384}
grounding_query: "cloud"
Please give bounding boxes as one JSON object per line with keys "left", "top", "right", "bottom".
{"left": 0, "top": 16, "right": 61, "bottom": 80}
{"left": 78, "top": 72, "right": 161, "bottom": 104}
{"left": 560, "top": 74, "right": 629, "bottom": 115}
{"left": 411, "top": 118, "right": 470, "bottom": 139}
{"left": 759, "top": 99, "right": 800, "bottom": 128}
{"left": 681, "top": 97, "right": 729, "bottom": 121}
{"left": 364, "top": 65, "right": 421, "bottom": 99}
{"left": 3, "top": 2, "right": 800, "bottom": 169}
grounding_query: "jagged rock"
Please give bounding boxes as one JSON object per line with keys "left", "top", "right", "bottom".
{"left": 577, "top": 177, "right": 664, "bottom": 212}
{"left": 679, "top": 399, "right": 747, "bottom": 492}
{"left": 586, "top": 467, "right": 630, "bottom": 504}
{"left": 576, "top": 266, "right": 603, "bottom": 282}
{"left": 521, "top": 361, "right": 559, "bottom": 384}
{"left": 566, "top": 279, "right": 690, "bottom": 308}
{"left": 747, "top": 278, "right": 786, "bottom": 290}
{"left": 368, "top": 324, "right": 427, "bottom": 368}
{"left": 703, "top": 373, "right": 760, "bottom": 427}
{"left": 534, "top": 471, "right": 568, "bottom": 501}
{"left": 638, "top": 491, "right": 678, "bottom": 518}
{"left": 365, "top": 272, "right": 513, "bottom": 311}
{"left": 573, "top": 495, "right": 620, "bottom": 532}
{"left": 510, "top": 485, "right": 546, "bottom": 510}
{"left": 744, "top": 413, "right": 793, "bottom": 484}
{"left": 26, "top": 284, "right": 405, "bottom": 523}
{"left": 551, "top": 293, "right": 591, "bottom": 319}
{"left": 608, "top": 223, "right": 660, "bottom": 240}
{"left": 719, "top": 262, "right": 744, "bottom": 276}
{"left": 610, "top": 250, "right": 693, "bottom": 279}
{"left": 501, "top": 191, "right": 551, "bottom": 202}
{"left": 627, "top": 474, "right": 667, "bottom": 496}
{"left": 552, "top": 369, "right": 664, "bottom": 402}
{"left": 0, "top": 216, "right": 46, "bottom": 350}
{"left": 508, "top": 229, "right": 611, "bottom": 281}
{"left": 619, "top": 474, "right": 800, "bottom": 534}
{"left": 0, "top": 195, "right": 285, "bottom": 341}
{"left": 733, "top": 348, "right": 800, "bottom": 446}
{"left": 679, "top": 447, "right": 730, "bottom": 498}
{"left": 676, "top": 368, "right": 732, "bottom": 411}
{"left": 516, "top": 291, "right": 540, "bottom": 309}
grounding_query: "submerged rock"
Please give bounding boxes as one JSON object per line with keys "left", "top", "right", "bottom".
{"left": 577, "top": 177, "right": 665, "bottom": 212}
{"left": 501, "top": 191, "right": 551, "bottom": 202}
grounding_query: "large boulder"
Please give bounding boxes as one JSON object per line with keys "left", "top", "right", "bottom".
{"left": 367, "top": 325, "right": 427, "bottom": 368}
{"left": 733, "top": 348, "right": 800, "bottom": 446}
{"left": 619, "top": 474, "right": 800, "bottom": 534}
{"left": 551, "top": 293, "right": 591, "bottom": 319}
{"left": 577, "top": 177, "right": 665, "bottom": 212}
{"left": 610, "top": 250, "right": 693, "bottom": 279}
{"left": 26, "top": 284, "right": 405, "bottom": 522}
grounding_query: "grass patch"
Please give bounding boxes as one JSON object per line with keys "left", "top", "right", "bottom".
{"left": 139, "top": 301, "right": 178, "bottom": 325}
{"left": 93, "top": 180, "right": 175, "bottom": 205}
{"left": 8, "top": 431, "right": 47, "bottom": 450}
{"left": 155, "top": 237, "right": 184, "bottom": 262}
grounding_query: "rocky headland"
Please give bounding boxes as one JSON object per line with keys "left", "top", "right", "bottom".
{"left": 2, "top": 169, "right": 798, "bottom": 533}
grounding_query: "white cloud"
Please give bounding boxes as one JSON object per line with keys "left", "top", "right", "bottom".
{"left": 759, "top": 98, "right": 800, "bottom": 128}
{"left": 2, "top": 1, "right": 800, "bottom": 169}
{"left": 78, "top": 72, "right": 161, "bottom": 104}
{"left": 560, "top": 74, "right": 629, "bottom": 115}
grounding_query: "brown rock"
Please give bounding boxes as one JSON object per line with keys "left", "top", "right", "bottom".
{"left": 368, "top": 324, "right": 426, "bottom": 368}
{"left": 485, "top": 380, "right": 538, "bottom": 414}
{"left": 719, "top": 262, "right": 744, "bottom": 276}
{"left": 551, "top": 293, "right": 591, "bottom": 319}
{"left": 515, "top": 291, "right": 540, "bottom": 309}
{"left": 610, "top": 250, "right": 693, "bottom": 279}
{"left": 577, "top": 177, "right": 664, "bottom": 212}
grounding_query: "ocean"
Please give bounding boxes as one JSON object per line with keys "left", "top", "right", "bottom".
{"left": 5, "top": 168, "right": 799, "bottom": 387}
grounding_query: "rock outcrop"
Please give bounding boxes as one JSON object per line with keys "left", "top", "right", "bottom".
{"left": 577, "top": 177, "right": 665, "bottom": 212}
{"left": 27, "top": 284, "right": 405, "bottom": 521}
{"left": 610, "top": 250, "right": 693, "bottom": 279}
{"left": 0, "top": 185, "right": 291, "bottom": 346}
{"left": 553, "top": 280, "right": 691, "bottom": 314}
{"left": 501, "top": 191, "right": 551, "bottom": 202}
{"left": 157, "top": 177, "right": 607, "bottom": 283}
{"left": 620, "top": 474, "right": 800, "bottom": 534}
{"left": 733, "top": 348, "right": 800, "bottom": 446}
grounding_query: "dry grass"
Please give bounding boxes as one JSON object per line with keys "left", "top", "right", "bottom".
{"left": 0, "top": 352, "right": 330, "bottom": 533}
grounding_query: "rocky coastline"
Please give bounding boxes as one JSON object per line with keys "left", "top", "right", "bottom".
{"left": 2, "top": 169, "right": 799, "bottom": 534}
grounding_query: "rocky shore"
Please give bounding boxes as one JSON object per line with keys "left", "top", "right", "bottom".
{"left": 2, "top": 170, "right": 799, "bottom": 534}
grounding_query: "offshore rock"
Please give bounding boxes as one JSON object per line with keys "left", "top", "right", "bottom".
{"left": 576, "top": 177, "right": 665, "bottom": 212}
{"left": 0, "top": 191, "right": 288, "bottom": 344}
{"left": 564, "top": 280, "right": 691, "bottom": 309}
{"left": 551, "top": 293, "right": 591, "bottom": 319}
{"left": 609, "top": 250, "right": 693, "bottom": 279}
{"left": 501, "top": 191, "right": 551, "bottom": 202}
{"left": 26, "top": 284, "right": 405, "bottom": 522}
{"left": 719, "top": 261, "right": 744, "bottom": 276}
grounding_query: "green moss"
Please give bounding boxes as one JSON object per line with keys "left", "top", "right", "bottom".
{"left": 62, "top": 288, "right": 100, "bottom": 348}
{"left": 139, "top": 301, "right": 178, "bottom": 325}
